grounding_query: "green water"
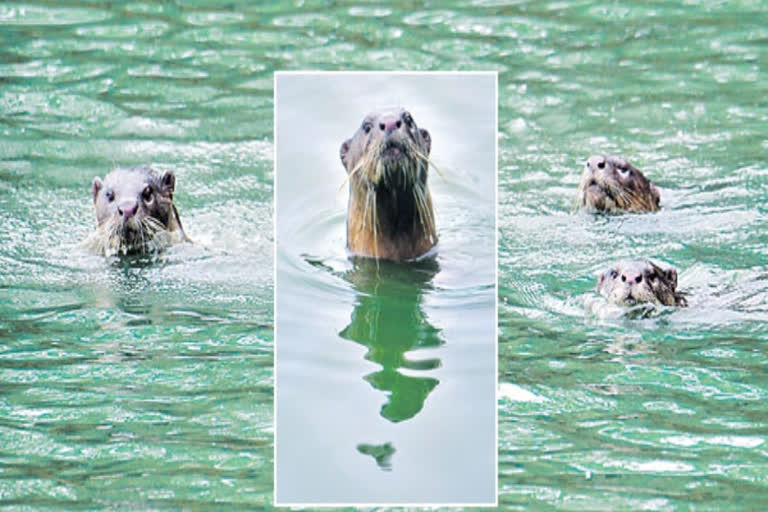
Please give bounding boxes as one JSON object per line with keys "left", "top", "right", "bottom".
{"left": 496, "top": 2, "right": 768, "bottom": 510}
{"left": 1, "top": 1, "right": 273, "bottom": 508}
{"left": 2, "top": 0, "right": 767, "bottom": 510}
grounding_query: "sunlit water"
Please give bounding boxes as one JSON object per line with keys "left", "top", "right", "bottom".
{"left": 2, "top": 0, "right": 767, "bottom": 509}
{"left": 274, "top": 73, "right": 496, "bottom": 505}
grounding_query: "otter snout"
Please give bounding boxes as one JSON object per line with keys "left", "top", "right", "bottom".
{"left": 620, "top": 270, "right": 643, "bottom": 285}
{"left": 586, "top": 155, "right": 607, "bottom": 172}
{"left": 584, "top": 155, "right": 610, "bottom": 191}
{"left": 618, "top": 272, "right": 644, "bottom": 304}
{"left": 378, "top": 115, "right": 403, "bottom": 135}
{"left": 117, "top": 199, "right": 138, "bottom": 219}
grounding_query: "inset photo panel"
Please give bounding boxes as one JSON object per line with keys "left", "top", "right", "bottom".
{"left": 274, "top": 71, "right": 497, "bottom": 507}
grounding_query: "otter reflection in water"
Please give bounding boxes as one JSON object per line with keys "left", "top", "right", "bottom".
{"left": 339, "top": 257, "right": 443, "bottom": 427}
{"left": 356, "top": 442, "right": 395, "bottom": 472}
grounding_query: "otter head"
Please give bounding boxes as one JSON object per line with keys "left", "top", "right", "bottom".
{"left": 598, "top": 260, "right": 686, "bottom": 307}
{"left": 88, "top": 167, "right": 185, "bottom": 255}
{"left": 339, "top": 109, "right": 437, "bottom": 262}
{"left": 340, "top": 109, "right": 431, "bottom": 189}
{"left": 577, "top": 155, "right": 660, "bottom": 213}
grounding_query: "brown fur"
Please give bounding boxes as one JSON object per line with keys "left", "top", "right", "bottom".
{"left": 83, "top": 167, "right": 187, "bottom": 256}
{"left": 577, "top": 155, "right": 660, "bottom": 213}
{"left": 340, "top": 109, "right": 437, "bottom": 262}
{"left": 598, "top": 260, "right": 687, "bottom": 307}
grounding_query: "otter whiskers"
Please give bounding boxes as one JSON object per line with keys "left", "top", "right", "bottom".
{"left": 84, "top": 215, "right": 167, "bottom": 256}
{"left": 350, "top": 139, "right": 435, "bottom": 258}
{"left": 340, "top": 109, "right": 438, "bottom": 261}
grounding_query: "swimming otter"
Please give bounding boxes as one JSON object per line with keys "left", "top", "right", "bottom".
{"left": 598, "top": 260, "right": 687, "bottom": 307}
{"left": 576, "top": 155, "right": 660, "bottom": 213}
{"left": 340, "top": 108, "right": 436, "bottom": 262}
{"left": 83, "top": 167, "right": 188, "bottom": 256}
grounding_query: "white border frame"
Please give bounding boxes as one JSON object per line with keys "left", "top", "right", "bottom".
{"left": 273, "top": 70, "right": 499, "bottom": 508}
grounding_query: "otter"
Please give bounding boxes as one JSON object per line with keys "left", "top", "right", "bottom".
{"left": 340, "top": 108, "right": 436, "bottom": 262}
{"left": 598, "top": 260, "right": 687, "bottom": 307}
{"left": 576, "top": 155, "right": 660, "bottom": 213}
{"left": 83, "top": 167, "right": 188, "bottom": 256}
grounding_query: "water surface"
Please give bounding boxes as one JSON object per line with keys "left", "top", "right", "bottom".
{"left": 2, "top": 0, "right": 767, "bottom": 509}
{"left": 274, "top": 73, "right": 496, "bottom": 505}
{"left": 1, "top": 1, "right": 273, "bottom": 507}
{"left": 496, "top": 2, "right": 768, "bottom": 510}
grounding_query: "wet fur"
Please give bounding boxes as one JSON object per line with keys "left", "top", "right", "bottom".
{"left": 84, "top": 167, "right": 187, "bottom": 256}
{"left": 598, "top": 260, "right": 687, "bottom": 307}
{"left": 577, "top": 155, "right": 660, "bottom": 213}
{"left": 340, "top": 109, "right": 436, "bottom": 262}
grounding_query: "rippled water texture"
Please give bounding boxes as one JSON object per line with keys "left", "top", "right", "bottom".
{"left": 496, "top": 2, "right": 768, "bottom": 510}
{"left": 2, "top": 0, "right": 767, "bottom": 509}
{"left": 1, "top": 1, "right": 273, "bottom": 507}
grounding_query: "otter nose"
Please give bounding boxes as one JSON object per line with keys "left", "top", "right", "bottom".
{"left": 378, "top": 117, "right": 402, "bottom": 134}
{"left": 587, "top": 155, "right": 606, "bottom": 171}
{"left": 117, "top": 200, "right": 138, "bottom": 218}
{"left": 620, "top": 272, "right": 643, "bottom": 285}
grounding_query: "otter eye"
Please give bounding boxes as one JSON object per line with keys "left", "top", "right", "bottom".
{"left": 362, "top": 122, "right": 372, "bottom": 134}
{"left": 610, "top": 270, "right": 618, "bottom": 279}
{"left": 105, "top": 190, "right": 114, "bottom": 202}
{"left": 635, "top": 275, "right": 642, "bottom": 284}
{"left": 619, "top": 167, "right": 631, "bottom": 176}
{"left": 142, "top": 186, "right": 152, "bottom": 202}
{"left": 597, "top": 161, "right": 605, "bottom": 169}
{"left": 621, "top": 274, "right": 626, "bottom": 282}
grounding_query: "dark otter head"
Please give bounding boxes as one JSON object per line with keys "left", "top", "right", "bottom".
{"left": 340, "top": 109, "right": 437, "bottom": 262}
{"left": 598, "top": 260, "right": 687, "bottom": 307}
{"left": 87, "top": 167, "right": 185, "bottom": 255}
{"left": 577, "top": 155, "right": 660, "bottom": 213}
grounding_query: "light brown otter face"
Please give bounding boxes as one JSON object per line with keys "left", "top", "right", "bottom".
{"left": 598, "top": 260, "right": 687, "bottom": 307}
{"left": 340, "top": 109, "right": 431, "bottom": 188}
{"left": 339, "top": 109, "right": 437, "bottom": 262}
{"left": 577, "top": 155, "right": 660, "bottom": 213}
{"left": 86, "top": 167, "right": 186, "bottom": 256}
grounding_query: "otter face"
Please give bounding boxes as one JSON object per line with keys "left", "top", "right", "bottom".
{"left": 88, "top": 167, "right": 182, "bottom": 255}
{"left": 577, "top": 155, "right": 660, "bottom": 213}
{"left": 598, "top": 260, "right": 686, "bottom": 307}
{"left": 340, "top": 108, "right": 437, "bottom": 262}
{"left": 339, "top": 109, "right": 431, "bottom": 188}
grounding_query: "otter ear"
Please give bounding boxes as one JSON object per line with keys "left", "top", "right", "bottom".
{"left": 419, "top": 128, "right": 431, "bottom": 155}
{"left": 340, "top": 138, "right": 351, "bottom": 172}
{"left": 664, "top": 268, "right": 678, "bottom": 288}
{"left": 651, "top": 184, "right": 661, "bottom": 207}
{"left": 92, "top": 177, "right": 103, "bottom": 203}
{"left": 161, "top": 170, "right": 176, "bottom": 194}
